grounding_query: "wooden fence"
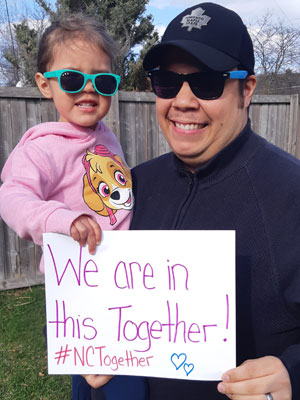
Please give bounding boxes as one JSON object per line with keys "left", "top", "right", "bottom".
{"left": 0, "top": 87, "right": 299, "bottom": 290}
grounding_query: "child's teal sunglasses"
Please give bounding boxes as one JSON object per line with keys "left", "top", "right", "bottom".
{"left": 44, "top": 69, "right": 121, "bottom": 96}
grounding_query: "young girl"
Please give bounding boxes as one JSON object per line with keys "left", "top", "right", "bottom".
{"left": 0, "top": 14, "right": 146, "bottom": 400}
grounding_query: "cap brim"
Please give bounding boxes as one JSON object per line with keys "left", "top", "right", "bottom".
{"left": 143, "top": 40, "right": 240, "bottom": 72}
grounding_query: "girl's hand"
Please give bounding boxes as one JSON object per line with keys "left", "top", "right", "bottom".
{"left": 70, "top": 215, "right": 101, "bottom": 254}
{"left": 217, "top": 356, "right": 292, "bottom": 399}
{"left": 82, "top": 374, "right": 113, "bottom": 389}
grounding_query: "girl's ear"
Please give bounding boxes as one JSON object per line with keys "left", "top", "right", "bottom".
{"left": 35, "top": 72, "right": 53, "bottom": 99}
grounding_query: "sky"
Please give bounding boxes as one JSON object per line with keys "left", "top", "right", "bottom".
{"left": 4, "top": 0, "right": 300, "bottom": 32}
{"left": 147, "top": 0, "right": 300, "bottom": 36}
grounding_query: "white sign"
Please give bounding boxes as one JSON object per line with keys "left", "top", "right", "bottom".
{"left": 44, "top": 230, "right": 236, "bottom": 380}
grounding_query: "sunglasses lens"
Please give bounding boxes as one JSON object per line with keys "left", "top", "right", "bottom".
{"left": 150, "top": 71, "right": 181, "bottom": 99}
{"left": 60, "top": 71, "right": 84, "bottom": 92}
{"left": 149, "top": 71, "right": 226, "bottom": 100}
{"left": 190, "top": 73, "right": 225, "bottom": 100}
{"left": 95, "top": 74, "right": 118, "bottom": 95}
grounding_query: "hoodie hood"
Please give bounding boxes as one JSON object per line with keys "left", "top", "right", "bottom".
{"left": 16, "top": 121, "right": 105, "bottom": 147}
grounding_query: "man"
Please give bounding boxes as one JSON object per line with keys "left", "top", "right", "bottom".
{"left": 131, "top": 3, "right": 300, "bottom": 400}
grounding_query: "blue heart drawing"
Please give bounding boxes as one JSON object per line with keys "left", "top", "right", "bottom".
{"left": 170, "top": 353, "right": 187, "bottom": 370}
{"left": 184, "top": 363, "right": 195, "bottom": 376}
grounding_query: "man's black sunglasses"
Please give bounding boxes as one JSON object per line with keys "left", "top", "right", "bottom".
{"left": 147, "top": 70, "right": 248, "bottom": 100}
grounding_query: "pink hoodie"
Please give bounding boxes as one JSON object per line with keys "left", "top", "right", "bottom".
{"left": 0, "top": 121, "right": 133, "bottom": 272}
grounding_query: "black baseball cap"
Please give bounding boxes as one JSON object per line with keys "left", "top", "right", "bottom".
{"left": 143, "top": 2, "right": 255, "bottom": 74}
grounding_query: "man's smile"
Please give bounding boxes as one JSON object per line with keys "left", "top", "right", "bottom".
{"left": 174, "top": 121, "right": 209, "bottom": 130}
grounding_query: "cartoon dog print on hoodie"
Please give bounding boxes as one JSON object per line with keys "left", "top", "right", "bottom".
{"left": 82, "top": 145, "right": 133, "bottom": 225}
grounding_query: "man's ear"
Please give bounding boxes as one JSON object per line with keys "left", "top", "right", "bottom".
{"left": 244, "top": 75, "right": 256, "bottom": 108}
{"left": 35, "top": 72, "right": 53, "bottom": 99}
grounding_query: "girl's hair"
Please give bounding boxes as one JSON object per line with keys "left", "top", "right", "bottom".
{"left": 37, "top": 14, "right": 115, "bottom": 73}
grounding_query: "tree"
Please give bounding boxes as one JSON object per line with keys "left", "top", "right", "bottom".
{"left": 11, "top": 21, "right": 39, "bottom": 86}
{"left": 0, "top": 0, "right": 49, "bottom": 86}
{"left": 249, "top": 13, "right": 300, "bottom": 94}
{"left": 123, "top": 31, "right": 159, "bottom": 91}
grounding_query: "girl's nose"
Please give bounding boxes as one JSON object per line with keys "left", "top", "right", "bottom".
{"left": 83, "top": 79, "right": 95, "bottom": 93}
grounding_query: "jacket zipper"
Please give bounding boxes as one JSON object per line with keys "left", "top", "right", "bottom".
{"left": 173, "top": 172, "right": 195, "bottom": 229}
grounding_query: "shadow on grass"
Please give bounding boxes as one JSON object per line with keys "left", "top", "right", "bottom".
{"left": 0, "top": 285, "right": 71, "bottom": 399}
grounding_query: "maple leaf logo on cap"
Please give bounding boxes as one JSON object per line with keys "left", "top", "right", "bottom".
{"left": 181, "top": 7, "right": 211, "bottom": 32}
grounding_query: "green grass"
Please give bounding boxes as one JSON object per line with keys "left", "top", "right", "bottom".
{"left": 0, "top": 285, "right": 71, "bottom": 399}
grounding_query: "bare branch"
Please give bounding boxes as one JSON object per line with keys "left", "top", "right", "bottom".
{"left": 249, "top": 12, "right": 300, "bottom": 76}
